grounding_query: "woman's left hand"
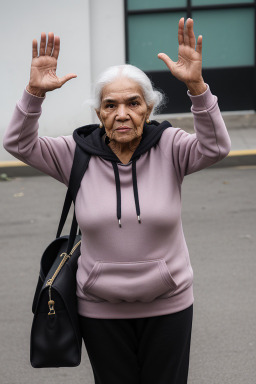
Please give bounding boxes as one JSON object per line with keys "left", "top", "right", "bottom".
{"left": 158, "top": 18, "right": 207, "bottom": 95}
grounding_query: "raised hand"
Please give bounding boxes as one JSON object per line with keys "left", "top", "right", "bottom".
{"left": 27, "top": 32, "right": 77, "bottom": 97}
{"left": 158, "top": 18, "right": 207, "bottom": 95}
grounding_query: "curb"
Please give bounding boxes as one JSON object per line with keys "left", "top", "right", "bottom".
{"left": 0, "top": 161, "right": 44, "bottom": 177}
{"left": 211, "top": 150, "right": 256, "bottom": 168}
{"left": 1, "top": 150, "right": 256, "bottom": 177}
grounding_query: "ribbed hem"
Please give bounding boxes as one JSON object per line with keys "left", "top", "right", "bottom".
{"left": 18, "top": 89, "right": 45, "bottom": 114}
{"left": 188, "top": 84, "right": 216, "bottom": 111}
{"left": 77, "top": 284, "right": 194, "bottom": 319}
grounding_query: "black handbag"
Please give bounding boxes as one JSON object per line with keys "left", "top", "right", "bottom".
{"left": 30, "top": 146, "right": 91, "bottom": 368}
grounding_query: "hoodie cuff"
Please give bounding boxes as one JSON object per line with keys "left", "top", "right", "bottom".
{"left": 187, "top": 84, "right": 216, "bottom": 112}
{"left": 18, "top": 88, "right": 46, "bottom": 114}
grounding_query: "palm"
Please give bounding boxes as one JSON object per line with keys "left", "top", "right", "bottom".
{"left": 30, "top": 55, "right": 61, "bottom": 91}
{"left": 158, "top": 18, "right": 203, "bottom": 86}
{"left": 28, "top": 32, "right": 76, "bottom": 94}
{"left": 174, "top": 44, "right": 202, "bottom": 83}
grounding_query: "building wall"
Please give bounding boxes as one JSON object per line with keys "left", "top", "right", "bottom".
{"left": 90, "top": 0, "right": 126, "bottom": 102}
{"left": 0, "top": 0, "right": 125, "bottom": 162}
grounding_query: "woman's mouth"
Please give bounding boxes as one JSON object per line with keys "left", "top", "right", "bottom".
{"left": 116, "top": 127, "right": 131, "bottom": 133}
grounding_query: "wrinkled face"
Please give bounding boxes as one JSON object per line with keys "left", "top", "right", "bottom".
{"left": 96, "top": 77, "right": 152, "bottom": 144}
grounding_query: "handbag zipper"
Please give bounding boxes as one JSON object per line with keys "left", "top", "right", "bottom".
{"left": 46, "top": 239, "right": 81, "bottom": 315}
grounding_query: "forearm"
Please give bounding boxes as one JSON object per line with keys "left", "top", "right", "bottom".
{"left": 3, "top": 90, "right": 75, "bottom": 185}
{"left": 185, "top": 78, "right": 207, "bottom": 96}
{"left": 188, "top": 85, "right": 231, "bottom": 163}
{"left": 160, "top": 85, "right": 231, "bottom": 182}
{"left": 3, "top": 89, "right": 44, "bottom": 159}
{"left": 26, "top": 84, "right": 46, "bottom": 98}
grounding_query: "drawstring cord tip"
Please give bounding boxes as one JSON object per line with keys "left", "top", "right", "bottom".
{"left": 118, "top": 219, "right": 122, "bottom": 228}
{"left": 137, "top": 216, "right": 141, "bottom": 224}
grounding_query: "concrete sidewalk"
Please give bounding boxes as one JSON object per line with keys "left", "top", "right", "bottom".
{"left": 1, "top": 111, "right": 256, "bottom": 177}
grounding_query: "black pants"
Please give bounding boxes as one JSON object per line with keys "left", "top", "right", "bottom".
{"left": 79, "top": 305, "right": 193, "bottom": 384}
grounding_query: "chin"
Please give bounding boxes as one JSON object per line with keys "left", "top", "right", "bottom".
{"left": 115, "top": 136, "right": 134, "bottom": 144}
{"left": 114, "top": 132, "right": 134, "bottom": 141}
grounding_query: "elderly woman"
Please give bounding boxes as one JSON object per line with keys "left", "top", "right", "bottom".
{"left": 3, "top": 18, "right": 230, "bottom": 384}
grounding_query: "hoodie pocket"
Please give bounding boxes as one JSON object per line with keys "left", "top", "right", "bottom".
{"left": 82, "top": 259, "right": 178, "bottom": 303}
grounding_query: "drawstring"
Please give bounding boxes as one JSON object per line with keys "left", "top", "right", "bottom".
{"left": 132, "top": 159, "right": 141, "bottom": 224}
{"left": 111, "top": 162, "right": 122, "bottom": 227}
{"left": 111, "top": 160, "right": 141, "bottom": 227}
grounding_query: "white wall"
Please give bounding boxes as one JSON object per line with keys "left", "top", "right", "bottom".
{"left": 89, "top": 0, "right": 126, "bottom": 94}
{"left": 0, "top": 0, "right": 126, "bottom": 161}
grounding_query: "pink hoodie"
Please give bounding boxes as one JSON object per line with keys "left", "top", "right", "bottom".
{"left": 3, "top": 86, "right": 231, "bottom": 319}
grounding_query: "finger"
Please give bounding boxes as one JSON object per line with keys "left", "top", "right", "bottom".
{"left": 39, "top": 32, "right": 46, "bottom": 56}
{"left": 32, "top": 39, "right": 38, "bottom": 58}
{"left": 187, "top": 18, "right": 196, "bottom": 49}
{"left": 178, "top": 17, "right": 185, "bottom": 45}
{"left": 45, "top": 32, "right": 54, "bottom": 56}
{"left": 59, "top": 73, "right": 77, "bottom": 86}
{"left": 196, "top": 35, "right": 203, "bottom": 55}
{"left": 158, "top": 53, "right": 175, "bottom": 73}
{"left": 183, "top": 19, "right": 190, "bottom": 46}
{"left": 52, "top": 36, "right": 60, "bottom": 60}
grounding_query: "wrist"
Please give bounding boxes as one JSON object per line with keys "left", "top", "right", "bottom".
{"left": 26, "top": 85, "right": 46, "bottom": 98}
{"left": 186, "top": 79, "right": 207, "bottom": 96}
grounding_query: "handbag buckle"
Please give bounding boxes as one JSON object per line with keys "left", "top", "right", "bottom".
{"left": 48, "top": 300, "right": 55, "bottom": 316}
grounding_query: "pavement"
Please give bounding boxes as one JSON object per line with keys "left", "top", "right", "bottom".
{"left": 1, "top": 166, "right": 255, "bottom": 384}
{"left": 0, "top": 111, "right": 256, "bottom": 177}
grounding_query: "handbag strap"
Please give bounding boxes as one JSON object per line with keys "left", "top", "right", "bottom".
{"left": 56, "top": 145, "right": 91, "bottom": 253}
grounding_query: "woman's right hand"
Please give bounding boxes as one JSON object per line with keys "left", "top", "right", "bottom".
{"left": 26, "top": 32, "right": 77, "bottom": 97}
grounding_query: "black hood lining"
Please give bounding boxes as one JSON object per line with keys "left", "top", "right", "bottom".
{"left": 73, "top": 120, "right": 172, "bottom": 163}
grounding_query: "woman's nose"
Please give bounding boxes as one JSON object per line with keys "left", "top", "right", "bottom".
{"left": 116, "top": 104, "right": 128, "bottom": 120}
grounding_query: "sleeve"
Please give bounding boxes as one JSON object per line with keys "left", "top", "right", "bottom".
{"left": 159, "top": 85, "right": 231, "bottom": 183}
{"left": 2, "top": 89, "right": 76, "bottom": 186}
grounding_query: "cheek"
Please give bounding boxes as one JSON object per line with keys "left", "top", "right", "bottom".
{"left": 100, "top": 110, "right": 109, "bottom": 121}
{"left": 101, "top": 111, "right": 113, "bottom": 128}
{"left": 139, "top": 104, "right": 149, "bottom": 118}
{"left": 134, "top": 109, "right": 148, "bottom": 125}
{"left": 132, "top": 113, "right": 146, "bottom": 136}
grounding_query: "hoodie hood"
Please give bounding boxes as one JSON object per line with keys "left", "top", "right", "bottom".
{"left": 73, "top": 120, "right": 171, "bottom": 161}
{"left": 73, "top": 120, "right": 171, "bottom": 227}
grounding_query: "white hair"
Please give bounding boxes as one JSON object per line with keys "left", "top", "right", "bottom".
{"left": 90, "top": 64, "right": 166, "bottom": 116}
